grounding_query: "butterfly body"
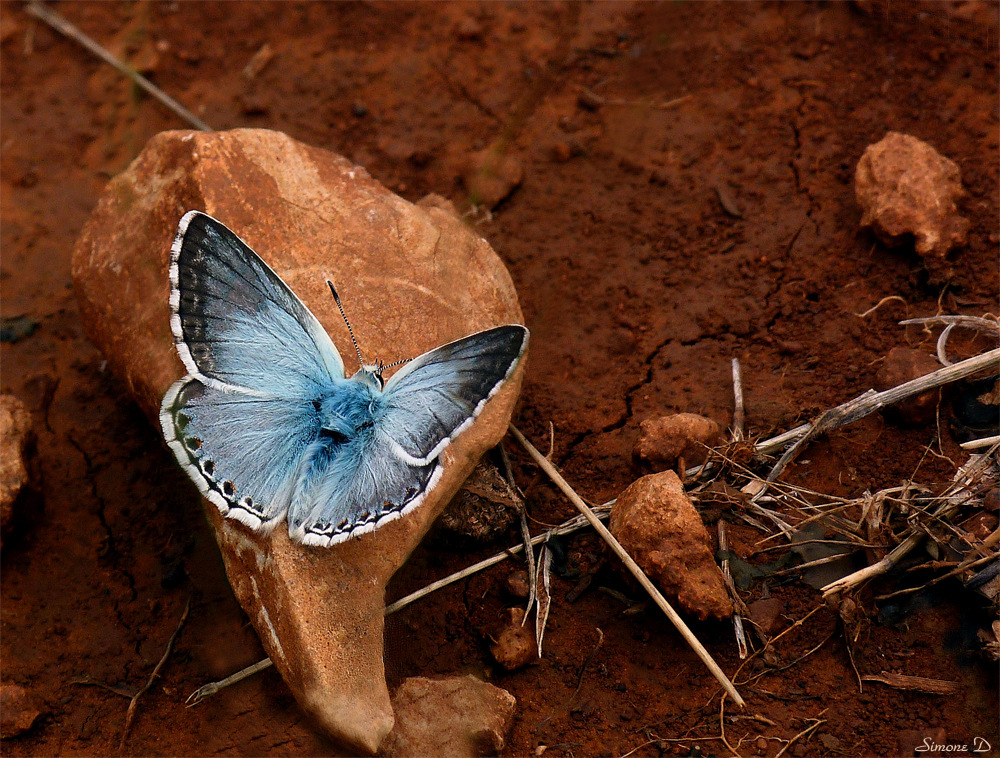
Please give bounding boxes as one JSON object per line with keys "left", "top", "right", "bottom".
{"left": 161, "top": 211, "right": 528, "bottom": 546}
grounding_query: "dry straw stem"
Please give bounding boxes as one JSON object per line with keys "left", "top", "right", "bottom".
{"left": 758, "top": 346, "right": 1000, "bottom": 485}
{"left": 861, "top": 672, "right": 960, "bottom": 695}
{"left": 876, "top": 528, "right": 1000, "bottom": 601}
{"left": 718, "top": 520, "right": 750, "bottom": 657}
{"left": 24, "top": 2, "right": 213, "bottom": 132}
{"left": 731, "top": 358, "right": 745, "bottom": 443}
{"left": 508, "top": 423, "right": 747, "bottom": 708}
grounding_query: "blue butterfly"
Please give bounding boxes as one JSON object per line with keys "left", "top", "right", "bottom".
{"left": 160, "top": 211, "right": 528, "bottom": 546}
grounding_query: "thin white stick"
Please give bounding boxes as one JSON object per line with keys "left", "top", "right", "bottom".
{"left": 731, "top": 358, "right": 745, "bottom": 443}
{"left": 961, "top": 435, "right": 1000, "bottom": 450}
{"left": 508, "top": 423, "right": 746, "bottom": 707}
{"left": 24, "top": 2, "right": 213, "bottom": 132}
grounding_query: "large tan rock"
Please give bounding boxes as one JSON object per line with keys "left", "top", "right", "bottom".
{"left": 610, "top": 471, "right": 732, "bottom": 621}
{"left": 71, "top": 128, "right": 526, "bottom": 753}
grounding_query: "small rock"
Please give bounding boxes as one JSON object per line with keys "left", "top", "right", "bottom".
{"left": 462, "top": 144, "right": 523, "bottom": 209}
{"left": 818, "top": 734, "right": 842, "bottom": 752}
{"left": 381, "top": 675, "right": 515, "bottom": 758}
{"left": 351, "top": 102, "right": 368, "bottom": 118}
{"left": 0, "top": 395, "right": 36, "bottom": 546}
{"left": 609, "top": 471, "right": 733, "bottom": 620}
{"left": 550, "top": 141, "right": 572, "bottom": 163}
{"left": 875, "top": 347, "right": 940, "bottom": 425}
{"left": 855, "top": 132, "right": 970, "bottom": 282}
{"left": 416, "top": 193, "right": 461, "bottom": 219}
{"left": 71, "top": 128, "right": 527, "bottom": 754}
{"left": 438, "top": 458, "right": 521, "bottom": 542}
{"left": 488, "top": 608, "right": 538, "bottom": 670}
{"left": 633, "top": 413, "right": 723, "bottom": 472}
{"left": 0, "top": 684, "right": 43, "bottom": 737}
{"left": 747, "top": 597, "right": 784, "bottom": 635}
{"left": 505, "top": 569, "right": 530, "bottom": 599}
{"left": 455, "top": 16, "right": 484, "bottom": 41}
{"left": 577, "top": 87, "right": 605, "bottom": 111}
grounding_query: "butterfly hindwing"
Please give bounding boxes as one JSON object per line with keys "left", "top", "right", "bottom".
{"left": 160, "top": 378, "right": 318, "bottom": 529}
{"left": 170, "top": 211, "right": 344, "bottom": 396}
{"left": 289, "top": 326, "right": 529, "bottom": 546}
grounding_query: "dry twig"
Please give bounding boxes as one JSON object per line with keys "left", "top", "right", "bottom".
{"left": 121, "top": 597, "right": 191, "bottom": 753}
{"left": 861, "top": 672, "right": 960, "bottom": 695}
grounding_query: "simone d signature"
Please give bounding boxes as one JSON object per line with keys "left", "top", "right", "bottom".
{"left": 915, "top": 736, "right": 993, "bottom": 753}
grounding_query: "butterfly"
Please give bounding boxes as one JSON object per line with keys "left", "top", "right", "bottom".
{"left": 159, "top": 211, "right": 529, "bottom": 546}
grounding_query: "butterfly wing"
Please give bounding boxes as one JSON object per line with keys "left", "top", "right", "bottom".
{"left": 161, "top": 211, "right": 346, "bottom": 527}
{"left": 288, "top": 325, "right": 529, "bottom": 545}
{"left": 160, "top": 378, "right": 320, "bottom": 529}
{"left": 169, "top": 211, "right": 344, "bottom": 396}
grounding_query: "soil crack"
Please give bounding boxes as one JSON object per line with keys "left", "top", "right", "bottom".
{"left": 67, "top": 433, "right": 138, "bottom": 613}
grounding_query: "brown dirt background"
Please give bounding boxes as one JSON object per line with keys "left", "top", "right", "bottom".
{"left": 1, "top": 2, "right": 998, "bottom": 756}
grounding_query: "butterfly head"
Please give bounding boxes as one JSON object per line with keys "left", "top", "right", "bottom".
{"left": 353, "top": 362, "right": 386, "bottom": 391}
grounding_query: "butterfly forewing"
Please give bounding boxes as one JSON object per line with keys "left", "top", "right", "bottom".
{"left": 171, "top": 211, "right": 344, "bottom": 395}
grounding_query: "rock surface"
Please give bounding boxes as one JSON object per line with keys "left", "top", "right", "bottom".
{"left": 0, "top": 394, "right": 36, "bottom": 546}
{"left": 609, "top": 471, "right": 732, "bottom": 621}
{"left": 875, "top": 347, "right": 941, "bottom": 425}
{"left": 380, "top": 675, "right": 516, "bottom": 758}
{"left": 71, "top": 128, "right": 526, "bottom": 753}
{"left": 633, "top": 413, "right": 723, "bottom": 472}
{"left": 488, "top": 607, "right": 538, "bottom": 670}
{"left": 855, "top": 131, "right": 969, "bottom": 281}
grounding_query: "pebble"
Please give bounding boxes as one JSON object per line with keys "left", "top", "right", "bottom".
{"left": 609, "top": 471, "right": 732, "bottom": 620}
{"left": 855, "top": 131, "right": 970, "bottom": 282}
{"left": 488, "top": 608, "right": 538, "bottom": 670}
{"left": 505, "top": 570, "right": 530, "bottom": 599}
{"left": 381, "top": 675, "right": 515, "bottom": 757}
{"left": 0, "top": 394, "right": 36, "bottom": 547}
{"left": 462, "top": 145, "right": 523, "bottom": 209}
{"left": 633, "top": 413, "right": 723, "bottom": 472}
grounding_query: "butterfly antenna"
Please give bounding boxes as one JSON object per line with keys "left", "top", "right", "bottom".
{"left": 383, "top": 356, "right": 412, "bottom": 370}
{"left": 327, "top": 281, "right": 365, "bottom": 368}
